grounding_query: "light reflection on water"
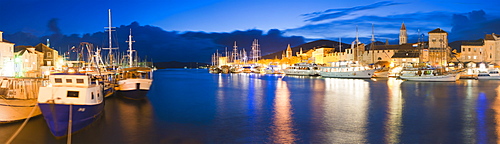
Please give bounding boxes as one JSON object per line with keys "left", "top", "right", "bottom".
{"left": 4, "top": 69, "right": 500, "bottom": 143}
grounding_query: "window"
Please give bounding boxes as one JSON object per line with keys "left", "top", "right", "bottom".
{"left": 91, "top": 92, "right": 94, "bottom": 99}
{"left": 378, "top": 57, "right": 382, "bottom": 60}
{"left": 469, "top": 48, "right": 471, "bottom": 52}
{"left": 55, "top": 78, "right": 62, "bottom": 83}
{"left": 76, "top": 79, "right": 84, "bottom": 83}
{"left": 474, "top": 48, "right": 476, "bottom": 52}
{"left": 474, "top": 56, "right": 477, "bottom": 59}
{"left": 47, "top": 52, "right": 52, "bottom": 58}
{"left": 463, "top": 48, "right": 465, "bottom": 51}
{"left": 468, "top": 56, "right": 471, "bottom": 59}
{"left": 66, "top": 79, "right": 72, "bottom": 83}
{"left": 67, "top": 91, "right": 79, "bottom": 98}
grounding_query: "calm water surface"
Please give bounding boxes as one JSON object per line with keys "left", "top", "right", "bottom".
{"left": 2, "top": 68, "right": 500, "bottom": 143}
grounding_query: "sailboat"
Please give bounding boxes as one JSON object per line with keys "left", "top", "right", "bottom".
{"left": 116, "top": 29, "right": 153, "bottom": 100}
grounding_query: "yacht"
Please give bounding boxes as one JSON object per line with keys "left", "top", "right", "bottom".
{"left": 477, "top": 68, "right": 500, "bottom": 80}
{"left": 399, "top": 67, "right": 460, "bottom": 82}
{"left": 319, "top": 61, "right": 375, "bottom": 79}
{"left": 283, "top": 63, "right": 320, "bottom": 76}
{"left": 0, "top": 77, "right": 46, "bottom": 123}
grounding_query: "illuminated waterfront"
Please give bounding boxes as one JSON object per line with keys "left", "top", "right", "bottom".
{"left": 2, "top": 69, "right": 500, "bottom": 143}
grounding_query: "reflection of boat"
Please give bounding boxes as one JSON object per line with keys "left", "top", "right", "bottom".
{"left": 283, "top": 63, "right": 320, "bottom": 76}
{"left": 399, "top": 67, "right": 460, "bottom": 82}
{"left": 320, "top": 61, "right": 375, "bottom": 79}
{"left": 477, "top": 68, "right": 500, "bottom": 80}
{"left": 37, "top": 73, "right": 104, "bottom": 137}
{"left": 0, "top": 77, "right": 46, "bottom": 123}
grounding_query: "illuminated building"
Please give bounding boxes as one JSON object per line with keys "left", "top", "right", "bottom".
{"left": 0, "top": 31, "right": 15, "bottom": 76}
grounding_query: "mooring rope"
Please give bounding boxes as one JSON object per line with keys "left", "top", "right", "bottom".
{"left": 5, "top": 103, "right": 39, "bottom": 144}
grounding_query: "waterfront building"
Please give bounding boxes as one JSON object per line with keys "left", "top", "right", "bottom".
{"left": 427, "top": 28, "right": 450, "bottom": 66}
{"left": 459, "top": 33, "right": 500, "bottom": 65}
{"left": 0, "top": 31, "right": 15, "bottom": 76}
{"left": 14, "top": 46, "right": 44, "bottom": 77}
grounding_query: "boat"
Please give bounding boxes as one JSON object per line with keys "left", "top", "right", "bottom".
{"left": 477, "top": 68, "right": 500, "bottom": 80}
{"left": 37, "top": 72, "right": 105, "bottom": 137}
{"left": 264, "top": 65, "right": 284, "bottom": 74}
{"left": 459, "top": 67, "right": 479, "bottom": 79}
{"left": 0, "top": 77, "right": 46, "bottom": 123}
{"left": 319, "top": 61, "right": 375, "bottom": 79}
{"left": 373, "top": 67, "right": 389, "bottom": 78}
{"left": 116, "top": 29, "right": 154, "bottom": 100}
{"left": 399, "top": 67, "right": 460, "bottom": 82}
{"left": 283, "top": 63, "right": 320, "bottom": 76}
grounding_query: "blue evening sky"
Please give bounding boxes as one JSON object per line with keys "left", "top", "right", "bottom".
{"left": 1, "top": 0, "right": 499, "bottom": 41}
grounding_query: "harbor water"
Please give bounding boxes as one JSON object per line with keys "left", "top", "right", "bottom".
{"left": 2, "top": 68, "right": 500, "bottom": 143}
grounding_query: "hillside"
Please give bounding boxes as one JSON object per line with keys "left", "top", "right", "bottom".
{"left": 261, "top": 39, "right": 351, "bottom": 59}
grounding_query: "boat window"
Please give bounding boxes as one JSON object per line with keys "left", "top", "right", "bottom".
{"left": 91, "top": 92, "right": 94, "bottom": 99}
{"left": 66, "top": 79, "right": 72, "bottom": 83}
{"left": 55, "top": 78, "right": 62, "bottom": 83}
{"left": 67, "top": 91, "right": 79, "bottom": 98}
{"left": 76, "top": 79, "right": 84, "bottom": 83}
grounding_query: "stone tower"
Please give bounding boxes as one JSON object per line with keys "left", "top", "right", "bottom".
{"left": 399, "top": 22, "right": 407, "bottom": 45}
{"left": 286, "top": 44, "right": 293, "bottom": 58}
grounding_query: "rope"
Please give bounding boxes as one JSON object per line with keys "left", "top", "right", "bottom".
{"left": 5, "top": 103, "right": 39, "bottom": 144}
{"left": 67, "top": 104, "right": 73, "bottom": 144}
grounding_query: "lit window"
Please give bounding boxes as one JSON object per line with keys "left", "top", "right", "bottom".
{"left": 402, "top": 59, "right": 406, "bottom": 61}
{"left": 474, "top": 56, "right": 477, "bottom": 59}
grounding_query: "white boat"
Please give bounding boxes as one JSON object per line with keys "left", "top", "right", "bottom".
{"left": 264, "top": 65, "right": 284, "bottom": 74}
{"left": 320, "top": 61, "right": 375, "bottom": 79}
{"left": 283, "top": 63, "right": 320, "bottom": 76}
{"left": 0, "top": 77, "right": 46, "bottom": 123}
{"left": 37, "top": 72, "right": 104, "bottom": 137}
{"left": 373, "top": 68, "right": 389, "bottom": 78}
{"left": 477, "top": 68, "right": 500, "bottom": 80}
{"left": 399, "top": 67, "right": 460, "bottom": 82}
{"left": 116, "top": 29, "right": 153, "bottom": 100}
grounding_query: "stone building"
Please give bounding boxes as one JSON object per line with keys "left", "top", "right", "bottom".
{"left": 0, "top": 31, "right": 15, "bottom": 76}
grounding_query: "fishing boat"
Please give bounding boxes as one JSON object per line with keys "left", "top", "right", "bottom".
{"left": 37, "top": 72, "right": 104, "bottom": 137}
{"left": 283, "top": 63, "right": 320, "bottom": 76}
{"left": 319, "top": 61, "right": 375, "bottom": 79}
{"left": 116, "top": 29, "right": 153, "bottom": 100}
{"left": 399, "top": 67, "right": 460, "bottom": 82}
{"left": 0, "top": 77, "right": 46, "bottom": 123}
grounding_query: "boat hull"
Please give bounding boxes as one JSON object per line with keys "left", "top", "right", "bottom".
{"left": 400, "top": 74, "right": 460, "bottom": 82}
{"left": 0, "top": 99, "right": 41, "bottom": 123}
{"left": 320, "top": 69, "right": 375, "bottom": 79}
{"left": 38, "top": 103, "right": 104, "bottom": 137}
{"left": 117, "top": 79, "right": 152, "bottom": 100}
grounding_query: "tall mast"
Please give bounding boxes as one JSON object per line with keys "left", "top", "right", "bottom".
{"left": 126, "top": 29, "right": 135, "bottom": 67}
{"left": 232, "top": 41, "right": 238, "bottom": 63}
{"left": 103, "top": 9, "right": 118, "bottom": 65}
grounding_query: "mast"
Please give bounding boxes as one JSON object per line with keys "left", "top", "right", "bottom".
{"left": 371, "top": 24, "right": 375, "bottom": 64}
{"left": 126, "top": 29, "right": 135, "bottom": 67}
{"left": 103, "top": 9, "right": 118, "bottom": 66}
{"left": 232, "top": 41, "right": 238, "bottom": 63}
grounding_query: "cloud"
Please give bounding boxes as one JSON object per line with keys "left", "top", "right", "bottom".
{"left": 287, "top": 11, "right": 454, "bottom": 44}
{"left": 302, "top": 1, "right": 404, "bottom": 22}
{"left": 47, "top": 18, "right": 61, "bottom": 34}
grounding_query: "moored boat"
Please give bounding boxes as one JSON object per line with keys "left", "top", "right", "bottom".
{"left": 399, "top": 67, "right": 460, "bottom": 82}
{"left": 477, "top": 68, "right": 500, "bottom": 80}
{"left": 117, "top": 67, "right": 153, "bottom": 99}
{"left": 284, "top": 63, "right": 320, "bottom": 76}
{"left": 319, "top": 61, "right": 375, "bottom": 79}
{"left": 37, "top": 72, "right": 104, "bottom": 137}
{"left": 0, "top": 77, "right": 47, "bottom": 123}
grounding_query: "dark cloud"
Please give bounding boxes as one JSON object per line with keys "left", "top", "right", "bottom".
{"left": 303, "top": 1, "right": 404, "bottom": 22}
{"left": 4, "top": 21, "right": 305, "bottom": 63}
{"left": 47, "top": 18, "right": 61, "bottom": 34}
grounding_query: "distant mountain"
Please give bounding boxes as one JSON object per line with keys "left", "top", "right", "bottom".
{"left": 262, "top": 39, "right": 350, "bottom": 59}
{"left": 154, "top": 61, "right": 209, "bottom": 69}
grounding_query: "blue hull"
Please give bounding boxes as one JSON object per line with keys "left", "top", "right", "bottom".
{"left": 38, "top": 103, "right": 104, "bottom": 137}
{"left": 117, "top": 90, "right": 148, "bottom": 100}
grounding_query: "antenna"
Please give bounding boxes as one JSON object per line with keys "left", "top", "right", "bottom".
{"left": 355, "top": 25, "right": 359, "bottom": 44}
